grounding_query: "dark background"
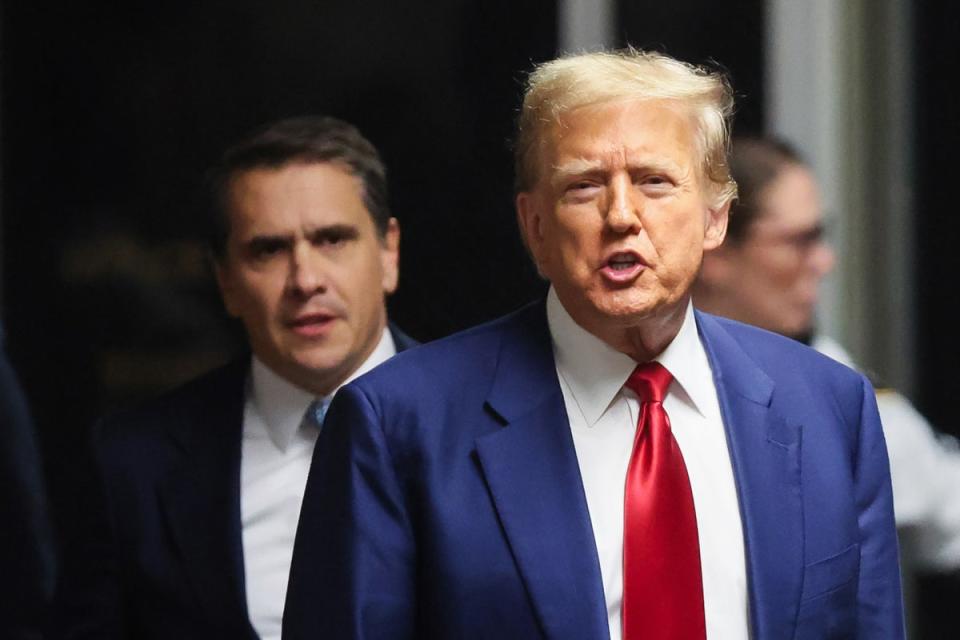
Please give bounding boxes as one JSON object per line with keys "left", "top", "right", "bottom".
{"left": 913, "top": 3, "right": 960, "bottom": 636}
{"left": 1, "top": 0, "right": 956, "bottom": 635}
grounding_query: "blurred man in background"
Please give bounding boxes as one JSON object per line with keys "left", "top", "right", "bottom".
{"left": 695, "top": 136, "right": 960, "bottom": 571}
{"left": 53, "top": 116, "right": 415, "bottom": 639}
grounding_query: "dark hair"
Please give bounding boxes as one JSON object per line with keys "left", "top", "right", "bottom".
{"left": 726, "top": 136, "right": 805, "bottom": 242}
{"left": 206, "top": 116, "right": 390, "bottom": 258}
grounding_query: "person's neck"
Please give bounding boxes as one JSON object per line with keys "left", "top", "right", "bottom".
{"left": 576, "top": 297, "right": 688, "bottom": 363}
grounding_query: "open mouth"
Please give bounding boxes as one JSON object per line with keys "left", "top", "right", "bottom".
{"left": 600, "top": 251, "right": 646, "bottom": 282}
{"left": 608, "top": 255, "right": 639, "bottom": 271}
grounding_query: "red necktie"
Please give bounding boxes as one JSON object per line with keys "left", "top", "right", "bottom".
{"left": 622, "top": 362, "right": 705, "bottom": 639}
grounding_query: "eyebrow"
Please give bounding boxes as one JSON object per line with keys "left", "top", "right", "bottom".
{"left": 547, "top": 159, "right": 601, "bottom": 190}
{"left": 243, "top": 234, "right": 291, "bottom": 257}
{"left": 242, "top": 224, "right": 361, "bottom": 251}
{"left": 305, "top": 224, "right": 360, "bottom": 243}
{"left": 550, "top": 155, "right": 684, "bottom": 187}
{"left": 553, "top": 157, "right": 604, "bottom": 178}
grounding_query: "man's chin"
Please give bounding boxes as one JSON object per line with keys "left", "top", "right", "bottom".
{"left": 292, "top": 351, "right": 350, "bottom": 377}
{"left": 588, "top": 294, "right": 683, "bottom": 326}
{"left": 275, "top": 346, "right": 349, "bottom": 385}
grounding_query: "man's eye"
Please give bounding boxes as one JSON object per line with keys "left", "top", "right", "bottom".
{"left": 249, "top": 241, "right": 286, "bottom": 259}
{"left": 566, "top": 181, "right": 598, "bottom": 193}
{"left": 313, "top": 230, "right": 356, "bottom": 247}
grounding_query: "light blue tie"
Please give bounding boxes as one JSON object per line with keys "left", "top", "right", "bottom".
{"left": 304, "top": 398, "right": 330, "bottom": 430}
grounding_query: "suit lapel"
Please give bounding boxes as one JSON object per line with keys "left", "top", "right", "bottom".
{"left": 696, "top": 313, "right": 804, "bottom": 639}
{"left": 157, "top": 360, "right": 255, "bottom": 636}
{"left": 476, "top": 303, "right": 609, "bottom": 640}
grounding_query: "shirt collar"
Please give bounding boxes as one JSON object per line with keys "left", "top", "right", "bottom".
{"left": 250, "top": 327, "right": 397, "bottom": 451}
{"left": 546, "top": 287, "right": 714, "bottom": 426}
{"left": 657, "top": 302, "right": 716, "bottom": 420}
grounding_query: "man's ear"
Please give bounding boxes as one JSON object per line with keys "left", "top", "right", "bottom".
{"left": 380, "top": 218, "right": 400, "bottom": 295}
{"left": 516, "top": 191, "right": 546, "bottom": 272}
{"left": 703, "top": 198, "right": 731, "bottom": 251}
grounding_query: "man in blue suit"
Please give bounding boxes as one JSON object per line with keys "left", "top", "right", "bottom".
{"left": 53, "top": 116, "right": 415, "bottom": 639}
{"left": 284, "top": 51, "right": 903, "bottom": 639}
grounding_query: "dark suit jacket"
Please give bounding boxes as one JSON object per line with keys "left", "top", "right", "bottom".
{"left": 1, "top": 323, "right": 55, "bottom": 640}
{"left": 53, "top": 325, "right": 415, "bottom": 639}
{"left": 284, "top": 302, "right": 904, "bottom": 639}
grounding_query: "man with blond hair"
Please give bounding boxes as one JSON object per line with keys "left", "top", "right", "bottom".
{"left": 284, "top": 50, "right": 904, "bottom": 639}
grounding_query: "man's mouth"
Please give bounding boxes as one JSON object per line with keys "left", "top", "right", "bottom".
{"left": 288, "top": 313, "right": 336, "bottom": 337}
{"left": 609, "top": 255, "right": 639, "bottom": 270}
{"left": 600, "top": 252, "right": 646, "bottom": 282}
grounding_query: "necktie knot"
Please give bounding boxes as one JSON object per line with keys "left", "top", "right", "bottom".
{"left": 625, "top": 361, "right": 673, "bottom": 404}
{"left": 304, "top": 398, "right": 330, "bottom": 430}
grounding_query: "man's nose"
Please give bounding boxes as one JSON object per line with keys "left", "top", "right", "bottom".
{"left": 605, "top": 175, "right": 642, "bottom": 234}
{"left": 287, "top": 243, "right": 327, "bottom": 297}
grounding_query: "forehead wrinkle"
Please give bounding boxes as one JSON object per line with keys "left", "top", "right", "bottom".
{"left": 626, "top": 153, "right": 686, "bottom": 176}
{"left": 551, "top": 143, "right": 635, "bottom": 174}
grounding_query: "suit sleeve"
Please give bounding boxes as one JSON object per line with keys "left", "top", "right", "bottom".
{"left": 50, "top": 422, "right": 129, "bottom": 639}
{"left": 284, "top": 383, "right": 417, "bottom": 640}
{"left": 853, "top": 375, "right": 906, "bottom": 638}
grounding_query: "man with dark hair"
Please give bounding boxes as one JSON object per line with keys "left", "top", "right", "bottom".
{"left": 206, "top": 116, "right": 395, "bottom": 256}
{"left": 53, "top": 116, "right": 415, "bottom": 639}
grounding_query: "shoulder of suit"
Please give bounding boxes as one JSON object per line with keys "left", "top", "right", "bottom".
{"left": 356, "top": 303, "right": 539, "bottom": 388}
{"left": 95, "top": 358, "right": 248, "bottom": 446}
{"left": 697, "top": 311, "right": 864, "bottom": 381}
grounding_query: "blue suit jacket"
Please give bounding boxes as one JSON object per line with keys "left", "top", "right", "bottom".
{"left": 284, "top": 302, "right": 903, "bottom": 639}
{"left": 53, "top": 325, "right": 416, "bottom": 640}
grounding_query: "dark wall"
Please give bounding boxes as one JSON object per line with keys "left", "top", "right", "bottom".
{"left": 912, "top": 4, "right": 960, "bottom": 638}
{"left": 618, "top": 0, "right": 766, "bottom": 134}
{"left": 915, "top": 2, "right": 960, "bottom": 434}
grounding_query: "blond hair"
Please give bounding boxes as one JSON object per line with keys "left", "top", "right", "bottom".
{"left": 514, "top": 48, "right": 737, "bottom": 207}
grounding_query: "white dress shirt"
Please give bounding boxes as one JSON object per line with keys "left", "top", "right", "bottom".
{"left": 546, "top": 288, "right": 749, "bottom": 640}
{"left": 241, "top": 329, "right": 396, "bottom": 640}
